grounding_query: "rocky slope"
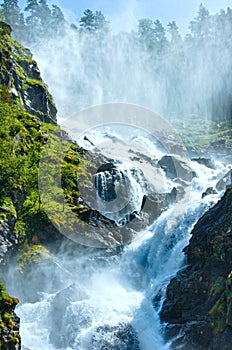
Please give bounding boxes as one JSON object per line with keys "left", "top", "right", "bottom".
{"left": 161, "top": 188, "right": 232, "bottom": 350}
{"left": 0, "top": 21, "right": 57, "bottom": 123}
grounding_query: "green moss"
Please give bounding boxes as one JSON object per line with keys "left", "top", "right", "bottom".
{"left": 170, "top": 116, "right": 232, "bottom": 151}
{"left": 18, "top": 244, "right": 51, "bottom": 270}
{"left": 0, "top": 280, "right": 20, "bottom": 347}
{"left": 23, "top": 77, "right": 45, "bottom": 90}
{"left": 211, "top": 276, "right": 226, "bottom": 296}
{"left": 0, "top": 197, "right": 16, "bottom": 217}
{"left": 209, "top": 298, "right": 227, "bottom": 334}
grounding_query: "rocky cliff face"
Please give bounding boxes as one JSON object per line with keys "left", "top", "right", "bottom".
{"left": 0, "top": 21, "right": 57, "bottom": 124}
{"left": 161, "top": 188, "right": 232, "bottom": 350}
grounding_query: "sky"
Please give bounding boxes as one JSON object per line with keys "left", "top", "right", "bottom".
{"left": 18, "top": 0, "right": 232, "bottom": 33}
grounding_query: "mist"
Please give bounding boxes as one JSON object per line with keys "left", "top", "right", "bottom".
{"left": 12, "top": 4, "right": 232, "bottom": 124}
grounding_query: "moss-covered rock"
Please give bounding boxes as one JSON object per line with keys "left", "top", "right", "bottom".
{"left": 17, "top": 244, "right": 51, "bottom": 271}
{"left": 0, "top": 20, "right": 57, "bottom": 124}
{"left": 0, "top": 281, "right": 20, "bottom": 350}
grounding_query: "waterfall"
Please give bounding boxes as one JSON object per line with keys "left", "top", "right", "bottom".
{"left": 94, "top": 161, "right": 147, "bottom": 225}
{"left": 10, "top": 151, "right": 229, "bottom": 350}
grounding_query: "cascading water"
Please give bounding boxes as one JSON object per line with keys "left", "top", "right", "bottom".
{"left": 8, "top": 131, "right": 229, "bottom": 350}
{"left": 94, "top": 161, "right": 147, "bottom": 225}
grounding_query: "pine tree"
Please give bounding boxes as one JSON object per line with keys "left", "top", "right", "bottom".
{"left": 51, "top": 5, "right": 66, "bottom": 34}
{"left": 1, "top": 0, "right": 23, "bottom": 28}
{"left": 167, "top": 21, "right": 181, "bottom": 45}
{"left": 38, "top": 0, "right": 51, "bottom": 28}
{"left": 94, "top": 10, "right": 109, "bottom": 33}
{"left": 138, "top": 18, "right": 155, "bottom": 49}
{"left": 189, "top": 4, "right": 211, "bottom": 41}
{"left": 154, "top": 19, "right": 167, "bottom": 43}
{"left": 153, "top": 19, "right": 168, "bottom": 53}
{"left": 80, "top": 9, "right": 95, "bottom": 33}
{"left": 25, "top": 0, "right": 40, "bottom": 27}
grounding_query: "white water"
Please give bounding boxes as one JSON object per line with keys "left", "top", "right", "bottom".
{"left": 95, "top": 161, "right": 147, "bottom": 225}
{"left": 13, "top": 148, "right": 229, "bottom": 349}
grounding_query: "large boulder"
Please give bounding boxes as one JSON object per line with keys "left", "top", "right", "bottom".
{"left": 90, "top": 323, "right": 140, "bottom": 350}
{"left": 158, "top": 155, "right": 196, "bottom": 182}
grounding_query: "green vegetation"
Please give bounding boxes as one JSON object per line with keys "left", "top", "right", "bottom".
{"left": 171, "top": 117, "right": 232, "bottom": 152}
{"left": 17, "top": 244, "right": 51, "bottom": 270}
{"left": 0, "top": 19, "right": 94, "bottom": 262}
{"left": 209, "top": 298, "right": 227, "bottom": 334}
{"left": 0, "top": 281, "right": 20, "bottom": 348}
{"left": 210, "top": 276, "right": 226, "bottom": 297}
{"left": 209, "top": 271, "right": 232, "bottom": 335}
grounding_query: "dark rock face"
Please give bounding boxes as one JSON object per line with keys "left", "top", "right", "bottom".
{"left": 0, "top": 20, "right": 57, "bottom": 124}
{"left": 0, "top": 215, "right": 17, "bottom": 267}
{"left": 202, "top": 187, "right": 217, "bottom": 198}
{"left": 158, "top": 155, "right": 196, "bottom": 182}
{"left": 95, "top": 163, "right": 128, "bottom": 202}
{"left": 216, "top": 169, "right": 232, "bottom": 192}
{"left": 0, "top": 190, "right": 27, "bottom": 268}
{"left": 23, "top": 82, "right": 57, "bottom": 123}
{"left": 90, "top": 323, "right": 140, "bottom": 350}
{"left": 160, "top": 189, "right": 232, "bottom": 349}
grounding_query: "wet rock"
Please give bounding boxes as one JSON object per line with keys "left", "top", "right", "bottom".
{"left": 0, "top": 215, "right": 17, "bottom": 266}
{"left": 158, "top": 155, "right": 196, "bottom": 182}
{"left": 202, "top": 187, "right": 217, "bottom": 198}
{"left": 161, "top": 188, "right": 232, "bottom": 349}
{"left": 23, "top": 83, "right": 57, "bottom": 123}
{"left": 216, "top": 169, "right": 232, "bottom": 191}
{"left": 90, "top": 323, "right": 140, "bottom": 350}
{"left": 192, "top": 157, "right": 216, "bottom": 169}
{"left": 49, "top": 283, "right": 88, "bottom": 348}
